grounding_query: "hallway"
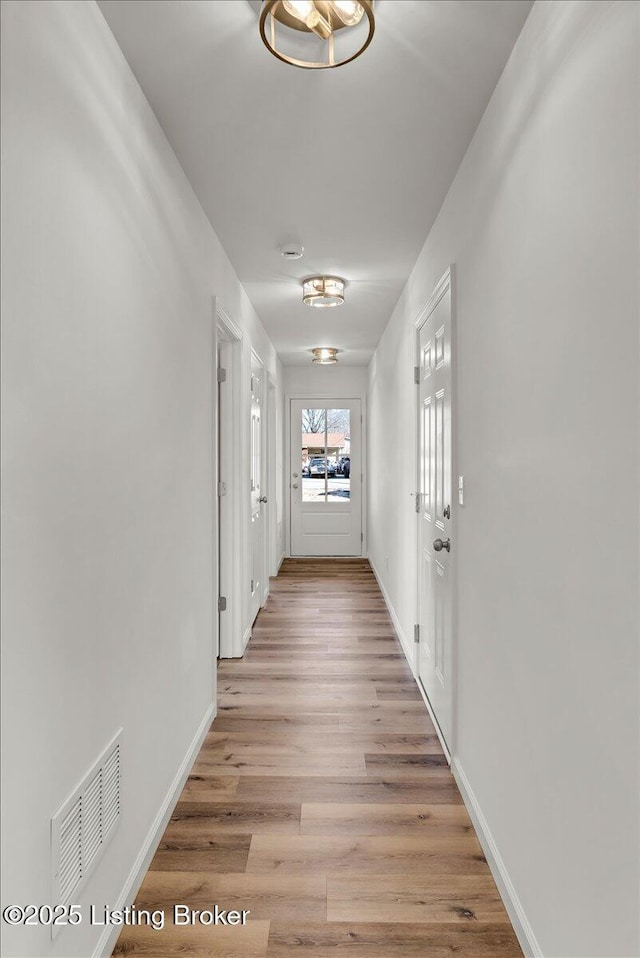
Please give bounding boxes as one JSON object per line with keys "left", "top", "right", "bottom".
{"left": 2, "top": 4, "right": 638, "bottom": 956}
{"left": 112, "top": 560, "right": 522, "bottom": 957}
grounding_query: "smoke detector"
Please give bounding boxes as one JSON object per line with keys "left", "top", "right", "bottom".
{"left": 280, "top": 243, "right": 304, "bottom": 260}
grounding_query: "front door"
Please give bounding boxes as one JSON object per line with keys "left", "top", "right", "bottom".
{"left": 249, "top": 357, "right": 264, "bottom": 622}
{"left": 290, "top": 399, "right": 361, "bottom": 556}
{"left": 417, "top": 272, "right": 454, "bottom": 754}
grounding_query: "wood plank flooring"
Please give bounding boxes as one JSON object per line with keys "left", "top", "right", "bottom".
{"left": 112, "top": 558, "right": 522, "bottom": 957}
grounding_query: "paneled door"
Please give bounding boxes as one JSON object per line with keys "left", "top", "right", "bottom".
{"left": 416, "top": 271, "right": 454, "bottom": 755}
{"left": 249, "top": 356, "right": 264, "bottom": 623}
{"left": 290, "top": 399, "right": 361, "bottom": 556}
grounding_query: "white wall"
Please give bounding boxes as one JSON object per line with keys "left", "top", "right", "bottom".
{"left": 368, "top": 2, "right": 639, "bottom": 956}
{"left": 0, "top": 3, "right": 281, "bottom": 956}
{"left": 283, "top": 363, "right": 369, "bottom": 399}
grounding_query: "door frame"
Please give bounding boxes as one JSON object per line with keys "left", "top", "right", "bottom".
{"left": 249, "top": 348, "right": 269, "bottom": 622}
{"left": 413, "top": 265, "right": 457, "bottom": 760}
{"left": 266, "top": 372, "right": 279, "bottom": 579}
{"left": 285, "top": 393, "right": 365, "bottom": 557}
{"left": 215, "top": 300, "right": 244, "bottom": 659}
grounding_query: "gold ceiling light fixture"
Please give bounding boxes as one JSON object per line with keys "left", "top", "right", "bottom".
{"left": 302, "top": 275, "right": 345, "bottom": 308}
{"left": 311, "top": 347, "right": 339, "bottom": 364}
{"left": 259, "top": 1, "right": 375, "bottom": 70}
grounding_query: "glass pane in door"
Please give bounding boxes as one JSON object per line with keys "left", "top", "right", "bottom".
{"left": 302, "top": 408, "right": 327, "bottom": 502}
{"left": 327, "top": 408, "right": 351, "bottom": 501}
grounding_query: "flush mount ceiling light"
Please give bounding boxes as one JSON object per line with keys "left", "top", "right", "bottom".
{"left": 260, "top": 1, "right": 375, "bottom": 70}
{"left": 311, "top": 347, "right": 339, "bottom": 364}
{"left": 303, "top": 275, "right": 345, "bottom": 308}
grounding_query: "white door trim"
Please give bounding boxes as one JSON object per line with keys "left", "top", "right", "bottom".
{"left": 413, "top": 268, "right": 453, "bottom": 332}
{"left": 285, "top": 393, "right": 365, "bottom": 557}
{"left": 266, "top": 372, "right": 279, "bottom": 580}
{"left": 249, "top": 349, "right": 267, "bottom": 624}
{"left": 414, "top": 265, "right": 457, "bottom": 759}
{"left": 215, "top": 300, "right": 244, "bottom": 659}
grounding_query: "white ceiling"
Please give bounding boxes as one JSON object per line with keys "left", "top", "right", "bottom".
{"left": 98, "top": 0, "right": 532, "bottom": 365}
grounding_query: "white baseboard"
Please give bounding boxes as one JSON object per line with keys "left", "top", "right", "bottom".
{"left": 278, "top": 552, "right": 286, "bottom": 571}
{"left": 368, "top": 554, "right": 537, "bottom": 956}
{"left": 368, "top": 555, "right": 450, "bottom": 761}
{"left": 94, "top": 701, "right": 216, "bottom": 958}
{"left": 414, "top": 674, "right": 451, "bottom": 765}
{"left": 452, "top": 758, "right": 542, "bottom": 958}
{"left": 242, "top": 625, "right": 251, "bottom": 653}
{"left": 367, "top": 554, "right": 415, "bottom": 674}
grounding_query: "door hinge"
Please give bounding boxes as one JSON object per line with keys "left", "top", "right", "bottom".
{"left": 217, "top": 367, "right": 227, "bottom": 383}
{"left": 217, "top": 481, "right": 227, "bottom": 497}
{"left": 250, "top": 375, "right": 255, "bottom": 393}
{"left": 414, "top": 624, "right": 420, "bottom": 643}
{"left": 361, "top": 532, "right": 364, "bottom": 542}
{"left": 250, "top": 579, "right": 254, "bottom": 593}
{"left": 218, "top": 596, "right": 227, "bottom": 612}
{"left": 414, "top": 366, "right": 420, "bottom": 384}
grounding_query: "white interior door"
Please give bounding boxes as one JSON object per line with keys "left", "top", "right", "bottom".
{"left": 290, "top": 399, "right": 361, "bottom": 556}
{"left": 249, "top": 357, "right": 264, "bottom": 622}
{"left": 417, "top": 274, "right": 454, "bottom": 753}
{"left": 215, "top": 304, "right": 243, "bottom": 658}
{"left": 216, "top": 341, "right": 224, "bottom": 660}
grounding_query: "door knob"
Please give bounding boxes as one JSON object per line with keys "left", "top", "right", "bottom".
{"left": 292, "top": 483, "right": 298, "bottom": 489}
{"left": 293, "top": 472, "right": 299, "bottom": 478}
{"left": 259, "top": 496, "right": 268, "bottom": 503}
{"left": 433, "top": 538, "right": 450, "bottom": 552}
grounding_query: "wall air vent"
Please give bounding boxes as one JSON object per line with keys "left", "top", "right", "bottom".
{"left": 51, "top": 729, "right": 122, "bottom": 930}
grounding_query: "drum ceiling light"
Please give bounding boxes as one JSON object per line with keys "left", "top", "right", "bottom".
{"left": 303, "top": 276, "right": 345, "bottom": 308}
{"left": 259, "top": 1, "right": 375, "bottom": 70}
{"left": 311, "top": 347, "right": 339, "bottom": 364}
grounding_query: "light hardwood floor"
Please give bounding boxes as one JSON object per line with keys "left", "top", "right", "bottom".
{"left": 113, "top": 558, "right": 522, "bottom": 957}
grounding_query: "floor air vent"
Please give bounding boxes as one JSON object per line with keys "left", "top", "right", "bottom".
{"left": 51, "top": 730, "right": 122, "bottom": 919}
